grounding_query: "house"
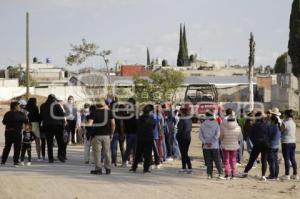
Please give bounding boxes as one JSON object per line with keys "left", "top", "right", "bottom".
{"left": 120, "top": 65, "right": 151, "bottom": 76}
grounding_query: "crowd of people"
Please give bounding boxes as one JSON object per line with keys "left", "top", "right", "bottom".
{"left": 0, "top": 94, "right": 299, "bottom": 181}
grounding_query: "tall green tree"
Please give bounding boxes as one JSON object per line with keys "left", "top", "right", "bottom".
{"left": 183, "top": 24, "right": 190, "bottom": 65}
{"left": 274, "top": 52, "right": 288, "bottom": 73}
{"left": 177, "top": 24, "right": 185, "bottom": 66}
{"left": 288, "top": 0, "right": 300, "bottom": 77}
{"left": 147, "top": 48, "right": 151, "bottom": 68}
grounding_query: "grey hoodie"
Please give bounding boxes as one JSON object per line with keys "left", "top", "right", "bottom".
{"left": 282, "top": 118, "right": 296, "bottom": 144}
{"left": 199, "top": 120, "right": 220, "bottom": 149}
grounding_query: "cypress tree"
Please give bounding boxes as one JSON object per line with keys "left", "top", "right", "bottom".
{"left": 183, "top": 24, "right": 190, "bottom": 65}
{"left": 177, "top": 24, "right": 185, "bottom": 66}
{"left": 288, "top": 0, "right": 300, "bottom": 77}
{"left": 147, "top": 48, "right": 151, "bottom": 68}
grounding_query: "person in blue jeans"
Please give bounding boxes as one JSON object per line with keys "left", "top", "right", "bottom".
{"left": 267, "top": 114, "right": 281, "bottom": 180}
{"left": 281, "top": 109, "right": 299, "bottom": 180}
{"left": 122, "top": 98, "right": 137, "bottom": 167}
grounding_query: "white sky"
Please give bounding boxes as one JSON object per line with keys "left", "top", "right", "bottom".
{"left": 0, "top": 0, "right": 293, "bottom": 70}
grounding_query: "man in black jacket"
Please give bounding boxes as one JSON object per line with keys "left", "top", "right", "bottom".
{"left": 241, "top": 111, "right": 270, "bottom": 181}
{"left": 130, "top": 104, "right": 156, "bottom": 173}
{"left": 40, "top": 94, "right": 66, "bottom": 163}
{"left": 1, "top": 101, "right": 28, "bottom": 166}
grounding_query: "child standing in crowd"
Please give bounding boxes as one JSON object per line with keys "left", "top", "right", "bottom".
{"left": 220, "top": 111, "right": 242, "bottom": 179}
{"left": 177, "top": 107, "right": 192, "bottom": 173}
{"left": 20, "top": 125, "right": 36, "bottom": 166}
{"left": 281, "top": 110, "right": 299, "bottom": 180}
{"left": 199, "top": 111, "right": 224, "bottom": 179}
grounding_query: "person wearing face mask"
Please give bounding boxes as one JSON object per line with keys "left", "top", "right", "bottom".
{"left": 65, "top": 96, "right": 78, "bottom": 144}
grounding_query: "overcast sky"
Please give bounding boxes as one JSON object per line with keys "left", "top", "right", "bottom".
{"left": 0, "top": 0, "right": 293, "bottom": 70}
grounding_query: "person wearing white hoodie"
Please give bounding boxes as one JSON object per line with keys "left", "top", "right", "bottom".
{"left": 220, "top": 111, "right": 242, "bottom": 179}
{"left": 199, "top": 111, "right": 224, "bottom": 179}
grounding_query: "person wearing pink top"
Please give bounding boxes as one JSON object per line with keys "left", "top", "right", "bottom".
{"left": 220, "top": 111, "right": 242, "bottom": 179}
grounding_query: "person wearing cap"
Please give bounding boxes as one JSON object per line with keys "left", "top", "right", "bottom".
{"left": 88, "top": 99, "right": 115, "bottom": 175}
{"left": 281, "top": 109, "right": 299, "bottom": 180}
{"left": 1, "top": 101, "right": 28, "bottom": 166}
{"left": 40, "top": 94, "right": 66, "bottom": 163}
{"left": 199, "top": 111, "right": 224, "bottom": 179}
{"left": 130, "top": 104, "right": 156, "bottom": 173}
{"left": 241, "top": 111, "right": 270, "bottom": 181}
{"left": 220, "top": 110, "right": 242, "bottom": 179}
{"left": 176, "top": 107, "right": 193, "bottom": 173}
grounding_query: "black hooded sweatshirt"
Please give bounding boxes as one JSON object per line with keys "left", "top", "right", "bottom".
{"left": 40, "top": 95, "right": 65, "bottom": 127}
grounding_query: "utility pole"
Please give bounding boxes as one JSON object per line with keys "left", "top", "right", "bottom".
{"left": 248, "top": 32, "right": 255, "bottom": 111}
{"left": 26, "top": 12, "right": 30, "bottom": 100}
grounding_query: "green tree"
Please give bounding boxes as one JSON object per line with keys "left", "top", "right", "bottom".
{"left": 274, "top": 52, "right": 288, "bottom": 73}
{"left": 133, "top": 69, "right": 184, "bottom": 102}
{"left": 147, "top": 48, "right": 151, "bottom": 68}
{"left": 177, "top": 24, "right": 185, "bottom": 66}
{"left": 288, "top": 0, "right": 300, "bottom": 77}
{"left": 183, "top": 25, "right": 190, "bottom": 65}
{"left": 66, "top": 39, "right": 112, "bottom": 97}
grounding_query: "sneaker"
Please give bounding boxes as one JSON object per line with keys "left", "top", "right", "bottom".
{"left": 225, "top": 175, "right": 229, "bottom": 180}
{"left": 281, "top": 175, "right": 291, "bottom": 180}
{"left": 90, "top": 169, "right": 102, "bottom": 175}
{"left": 239, "top": 172, "right": 248, "bottom": 178}
{"left": 143, "top": 170, "right": 151, "bottom": 174}
{"left": 20, "top": 162, "right": 25, "bottom": 166}
{"left": 26, "top": 162, "right": 31, "bottom": 166}
{"left": 186, "top": 169, "right": 193, "bottom": 174}
{"left": 14, "top": 163, "right": 20, "bottom": 167}
{"left": 166, "top": 157, "right": 174, "bottom": 161}
{"left": 261, "top": 176, "right": 267, "bottom": 181}
{"left": 218, "top": 175, "right": 226, "bottom": 180}
{"left": 129, "top": 168, "right": 136, "bottom": 173}
{"left": 230, "top": 176, "right": 236, "bottom": 180}
{"left": 178, "top": 169, "right": 187, "bottom": 173}
{"left": 207, "top": 175, "right": 212, "bottom": 179}
{"left": 122, "top": 161, "right": 128, "bottom": 168}
{"left": 105, "top": 169, "right": 111, "bottom": 175}
{"left": 291, "top": 175, "right": 299, "bottom": 180}
{"left": 155, "top": 164, "right": 162, "bottom": 169}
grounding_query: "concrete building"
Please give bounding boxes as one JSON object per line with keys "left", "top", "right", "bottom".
{"left": 120, "top": 65, "right": 151, "bottom": 76}
{"left": 271, "top": 73, "right": 299, "bottom": 112}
